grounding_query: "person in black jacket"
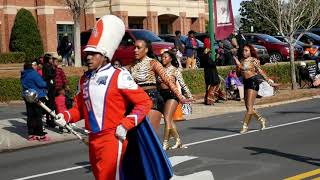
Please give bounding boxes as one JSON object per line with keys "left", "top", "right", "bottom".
{"left": 57, "top": 34, "right": 73, "bottom": 66}
{"left": 236, "top": 29, "right": 247, "bottom": 60}
{"left": 42, "top": 54, "right": 56, "bottom": 128}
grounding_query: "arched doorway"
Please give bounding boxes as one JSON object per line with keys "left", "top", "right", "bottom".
{"left": 158, "top": 14, "right": 178, "bottom": 35}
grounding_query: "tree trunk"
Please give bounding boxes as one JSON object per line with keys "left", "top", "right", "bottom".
{"left": 74, "top": 17, "right": 81, "bottom": 67}
{"left": 289, "top": 42, "right": 298, "bottom": 90}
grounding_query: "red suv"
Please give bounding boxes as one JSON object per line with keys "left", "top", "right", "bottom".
{"left": 81, "top": 29, "right": 174, "bottom": 65}
{"left": 244, "top": 33, "right": 301, "bottom": 63}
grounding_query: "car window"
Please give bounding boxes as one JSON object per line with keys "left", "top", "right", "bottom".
{"left": 131, "top": 30, "right": 162, "bottom": 42}
{"left": 298, "top": 35, "right": 309, "bottom": 43}
{"left": 245, "top": 35, "right": 259, "bottom": 44}
{"left": 305, "top": 32, "right": 320, "bottom": 41}
{"left": 258, "top": 34, "right": 282, "bottom": 43}
{"left": 120, "top": 32, "right": 134, "bottom": 46}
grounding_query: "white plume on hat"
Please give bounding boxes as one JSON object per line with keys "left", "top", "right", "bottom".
{"left": 84, "top": 15, "right": 125, "bottom": 60}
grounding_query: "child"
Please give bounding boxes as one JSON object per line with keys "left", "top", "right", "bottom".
{"left": 55, "top": 87, "right": 71, "bottom": 133}
{"left": 226, "top": 69, "right": 244, "bottom": 101}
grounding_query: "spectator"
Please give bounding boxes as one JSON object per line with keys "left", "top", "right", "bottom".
{"left": 230, "top": 31, "right": 239, "bottom": 55}
{"left": 217, "top": 41, "right": 225, "bottom": 66}
{"left": 42, "top": 53, "right": 56, "bottom": 128}
{"left": 57, "top": 34, "right": 73, "bottom": 66}
{"left": 203, "top": 34, "right": 211, "bottom": 51}
{"left": 31, "top": 58, "right": 43, "bottom": 76}
{"left": 222, "top": 38, "right": 233, "bottom": 66}
{"left": 304, "top": 40, "right": 320, "bottom": 60}
{"left": 174, "top": 30, "right": 185, "bottom": 53}
{"left": 184, "top": 30, "right": 199, "bottom": 69}
{"left": 225, "top": 69, "right": 244, "bottom": 101}
{"left": 236, "top": 29, "right": 247, "bottom": 60}
{"left": 52, "top": 55, "right": 68, "bottom": 91}
{"left": 112, "top": 60, "right": 122, "bottom": 68}
{"left": 21, "top": 62, "right": 49, "bottom": 141}
{"left": 203, "top": 50, "right": 221, "bottom": 105}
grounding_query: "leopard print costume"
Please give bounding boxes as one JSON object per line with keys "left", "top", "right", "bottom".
{"left": 158, "top": 65, "right": 192, "bottom": 98}
{"left": 130, "top": 56, "right": 183, "bottom": 101}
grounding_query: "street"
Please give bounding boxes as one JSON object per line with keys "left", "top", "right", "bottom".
{"left": 1, "top": 98, "right": 320, "bottom": 180}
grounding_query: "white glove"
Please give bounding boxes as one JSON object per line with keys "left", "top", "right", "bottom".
{"left": 55, "top": 113, "right": 67, "bottom": 127}
{"left": 115, "top": 124, "right": 127, "bottom": 141}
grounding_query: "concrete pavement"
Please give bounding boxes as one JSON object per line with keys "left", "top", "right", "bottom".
{"left": 0, "top": 92, "right": 319, "bottom": 152}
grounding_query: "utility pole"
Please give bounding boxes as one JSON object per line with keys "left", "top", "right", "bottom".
{"left": 208, "top": 0, "right": 215, "bottom": 62}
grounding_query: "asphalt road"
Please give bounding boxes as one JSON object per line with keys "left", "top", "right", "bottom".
{"left": 1, "top": 99, "right": 320, "bottom": 180}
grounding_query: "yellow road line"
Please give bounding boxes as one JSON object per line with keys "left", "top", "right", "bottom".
{"left": 284, "top": 169, "right": 320, "bottom": 180}
{"left": 312, "top": 177, "right": 320, "bottom": 180}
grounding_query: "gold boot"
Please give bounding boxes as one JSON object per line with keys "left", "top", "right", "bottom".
{"left": 240, "top": 113, "right": 252, "bottom": 134}
{"left": 170, "top": 128, "right": 182, "bottom": 149}
{"left": 253, "top": 111, "right": 267, "bottom": 130}
{"left": 162, "top": 127, "right": 170, "bottom": 150}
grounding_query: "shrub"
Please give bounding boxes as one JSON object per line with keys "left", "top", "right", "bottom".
{"left": 9, "top": 8, "right": 44, "bottom": 62}
{"left": 0, "top": 52, "right": 26, "bottom": 64}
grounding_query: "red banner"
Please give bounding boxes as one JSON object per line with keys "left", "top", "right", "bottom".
{"left": 214, "top": 0, "right": 235, "bottom": 40}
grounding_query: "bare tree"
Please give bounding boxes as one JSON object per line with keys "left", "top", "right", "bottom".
{"left": 252, "top": 0, "right": 320, "bottom": 90}
{"left": 64, "top": 0, "right": 95, "bottom": 67}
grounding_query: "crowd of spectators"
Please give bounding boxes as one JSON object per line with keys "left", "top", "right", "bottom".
{"left": 20, "top": 53, "right": 72, "bottom": 141}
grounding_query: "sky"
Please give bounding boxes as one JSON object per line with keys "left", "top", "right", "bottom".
{"left": 231, "top": 0, "right": 244, "bottom": 16}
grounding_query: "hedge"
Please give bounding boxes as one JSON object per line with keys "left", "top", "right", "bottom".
{"left": 9, "top": 8, "right": 44, "bottom": 61}
{"left": 0, "top": 62, "right": 312, "bottom": 102}
{"left": 0, "top": 52, "right": 26, "bottom": 64}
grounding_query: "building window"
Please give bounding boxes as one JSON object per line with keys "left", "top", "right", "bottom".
{"left": 129, "top": 24, "right": 143, "bottom": 29}
{"left": 160, "top": 24, "right": 169, "bottom": 34}
{"left": 57, "top": 24, "right": 74, "bottom": 43}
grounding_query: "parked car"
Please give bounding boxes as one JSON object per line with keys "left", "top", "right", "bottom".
{"left": 294, "top": 32, "right": 320, "bottom": 46}
{"left": 305, "top": 28, "right": 320, "bottom": 37}
{"left": 273, "top": 36, "right": 310, "bottom": 50}
{"left": 195, "top": 32, "right": 269, "bottom": 64}
{"left": 81, "top": 29, "right": 174, "bottom": 66}
{"left": 244, "top": 33, "right": 300, "bottom": 63}
{"left": 159, "top": 34, "right": 215, "bottom": 67}
{"left": 273, "top": 36, "right": 304, "bottom": 58}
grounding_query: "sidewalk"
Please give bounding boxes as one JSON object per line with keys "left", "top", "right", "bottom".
{"left": 0, "top": 88, "right": 319, "bottom": 152}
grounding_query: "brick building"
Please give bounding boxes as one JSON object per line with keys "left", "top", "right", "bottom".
{"left": 0, "top": 0, "right": 208, "bottom": 54}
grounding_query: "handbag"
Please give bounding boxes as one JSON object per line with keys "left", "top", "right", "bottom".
{"left": 182, "top": 103, "right": 192, "bottom": 115}
{"left": 258, "top": 81, "right": 274, "bottom": 97}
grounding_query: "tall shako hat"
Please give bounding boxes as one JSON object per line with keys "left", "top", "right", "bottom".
{"left": 84, "top": 15, "right": 125, "bottom": 60}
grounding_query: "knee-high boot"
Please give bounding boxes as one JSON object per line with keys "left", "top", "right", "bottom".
{"left": 163, "top": 127, "right": 171, "bottom": 150}
{"left": 170, "top": 128, "right": 182, "bottom": 149}
{"left": 240, "top": 113, "right": 252, "bottom": 134}
{"left": 253, "top": 111, "right": 267, "bottom": 130}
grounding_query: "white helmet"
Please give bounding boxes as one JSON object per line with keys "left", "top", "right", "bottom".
{"left": 84, "top": 15, "right": 125, "bottom": 60}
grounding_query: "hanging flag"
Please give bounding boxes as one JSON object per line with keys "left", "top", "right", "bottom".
{"left": 214, "top": 0, "right": 235, "bottom": 40}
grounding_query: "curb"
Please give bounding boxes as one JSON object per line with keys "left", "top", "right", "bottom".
{"left": 256, "top": 95, "right": 320, "bottom": 109}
